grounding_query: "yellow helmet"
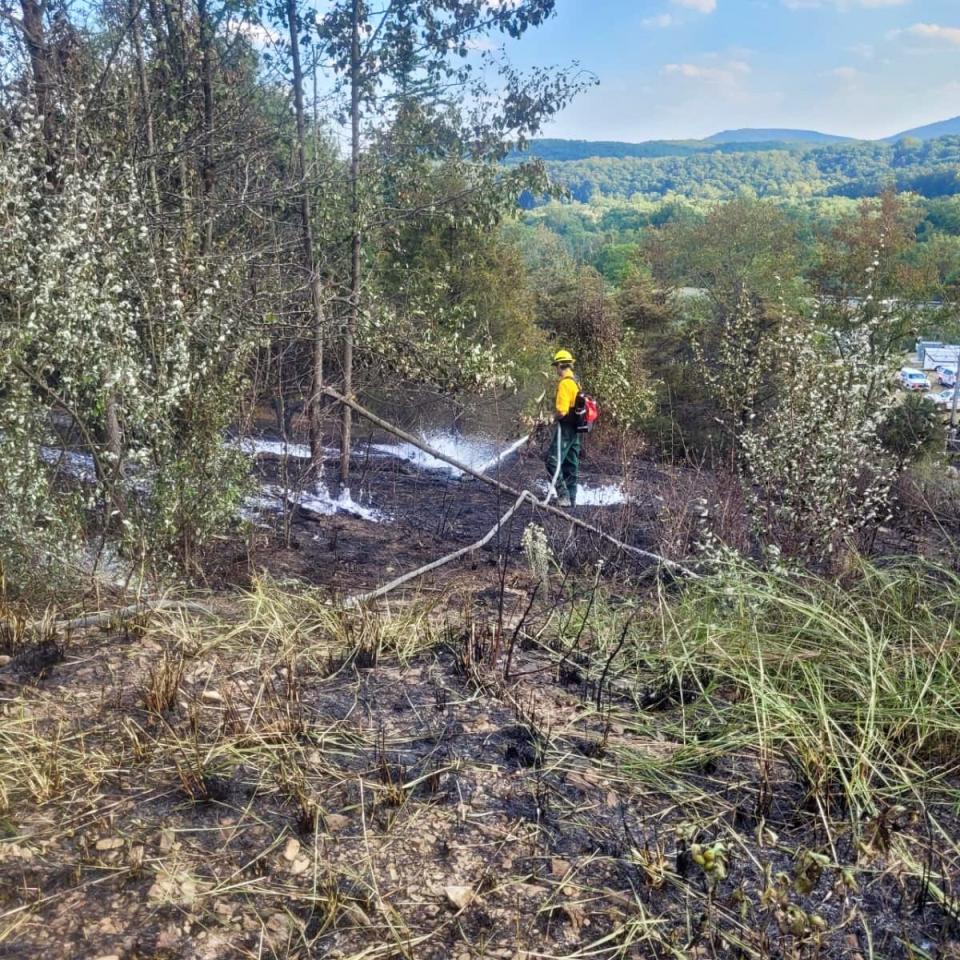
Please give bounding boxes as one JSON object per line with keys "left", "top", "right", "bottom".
{"left": 552, "top": 349, "right": 575, "bottom": 365}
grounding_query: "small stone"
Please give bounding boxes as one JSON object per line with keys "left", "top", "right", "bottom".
{"left": 290, "top": 856, "right": 310, "bottom": 876}
{"left": 283, "top": 837, "right": 300, "bottom": 862}
{"left": 444, "top": 885, "right": 475, "bottom": 911}
{"left": 0, "top": 656, "right": 11, "bottom": 667}
{"left": 562, "top": 902, "right": 586, "bottom": 933}
{"left": 551, "top": 858, "right": 570, "bottom": 878}
{"left": 201, "top": 689, "right": 223, "bottom": 703}
{"left": 159, "top": 828, "right": 175, "bottom": 853}
{"left": 323, "top": 814, "right": 350, "bottom": 833}
{"left": 95, "top": 837, "right": 124, "bottom": 851}
{"left": 148, "top": 879, "right": 174, "bottom": 901}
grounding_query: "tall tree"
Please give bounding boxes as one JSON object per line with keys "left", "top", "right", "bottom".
{"left": 284, "top": 0, "right": 327, "bottom": 473}
{"left": 315, "top": 0, "right": 585, "bottom": 482}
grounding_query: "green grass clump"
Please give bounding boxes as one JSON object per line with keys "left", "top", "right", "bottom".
{"left": 634, "top": 557, "right": 960, "bottom": 821}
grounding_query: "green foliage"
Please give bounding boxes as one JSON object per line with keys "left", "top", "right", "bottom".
{"left": 364, "top": 104, "right": 545, "bottom": 392}
{"left": 0, "top": 104, "right": 257, "bottom": 585}
{"left": 527, "top": 135, "right": 960, "bottom": 203}
{"left": 877, "top": 396, "right": 944, "bottom": 465}
{"left": 642, "top": 557, "right": 960, "bottom": 813}
{"left": 648, "top": 197, "right": 805, "bottom": 308}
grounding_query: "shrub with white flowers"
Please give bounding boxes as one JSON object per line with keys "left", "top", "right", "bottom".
{"left": 693, "top": 288, "right": 779, "bottom": 433}
{"left": 521, "top": 522, "right": 552, "bottom": 590}
{"left": 0, "top": 101, "right": 255, "bottom": 588}
{"left": 689, "top": 254, "right": 902, "bottom": 564}
{"left": 739, "top": 330, "right": 894, "bottom": 559}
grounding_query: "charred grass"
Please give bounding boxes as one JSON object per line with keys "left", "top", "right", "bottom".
{"left": 1, "top": 560, "right": 960, "bottom": 958}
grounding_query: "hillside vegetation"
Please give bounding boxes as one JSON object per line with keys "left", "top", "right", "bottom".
{"left": 2, "top": 2, "right": 960, "bottom": 958}
{"left": 519, "top": 134, "right": 960, "bottom": 202}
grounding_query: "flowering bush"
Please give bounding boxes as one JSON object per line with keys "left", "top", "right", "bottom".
{"left": 692, "top": 266, "right": 901, "bottom": 563}
{"left": 693, "top": 288, "right": 779, "bottom": 434}
{"left": 738, "top": 327, "right": 894, "bottom": 561}
{"left": 0, "top": 101, "right": 255, "bottom": 587}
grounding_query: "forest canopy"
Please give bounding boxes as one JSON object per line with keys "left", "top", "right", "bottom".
{"left": 512, "top": 134, "right": 960, "bottom": 203}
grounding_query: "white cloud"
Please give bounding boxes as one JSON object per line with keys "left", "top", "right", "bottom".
{"left": 784, "top": 0, "right": 909, "bottom": 8}
{"left": 828, "top": 66, "right": 860, "bottom": 79}
{"left": 642, "top": 13, "right": 675, "bottom": 28}
{"left": 663, "top": 59, "right": 751, "bottom": 84}
{"left": 672, "top": 0, "right": 717, "bottom": 13}
{"left": 904, "top": 23, "right": 960, "bottom": 46}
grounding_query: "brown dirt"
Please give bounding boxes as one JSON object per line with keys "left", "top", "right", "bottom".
{"left": 3, "top": 439, "right": 960, "bottom": 958}
{"left": 2, "top": 568, "right": 959, "bottom": 959}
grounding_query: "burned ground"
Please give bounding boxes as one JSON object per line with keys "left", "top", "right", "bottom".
{"left": 3, "top": 432, "right": 960, "bottom": 959}
{"left": 2, "top": 565, "right": 960, "bottom": 959}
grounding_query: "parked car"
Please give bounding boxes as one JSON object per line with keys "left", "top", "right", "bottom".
{"left": 925, "top": 388, "right": 960, "bottom": 408}
{"left": 897, "top": 368, "right": 930, "bottom": 391}
{"left": 935, "top": 365, "right": 957, "bottom": 387}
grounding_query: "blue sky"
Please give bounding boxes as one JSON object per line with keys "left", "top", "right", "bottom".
{"left": 502, "top": 0, "right": 960, "bottom": 141}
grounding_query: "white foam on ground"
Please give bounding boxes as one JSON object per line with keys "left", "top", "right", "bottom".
{"left": 240, "top": 492, "right": 284, "bottom": 522}
{"left": 577, "top": 483, "right": 630, "bottom": 506}
{"left": 233, "top": 430, "right": 526, "bottom": 477}
{"left": 229, "top": 437, "right": 313, "bottom": 459}
{"left": 39, "top": 447, "right": 97, "bottom": 483}
{"left": 250, "top": 482, "right": 389, "bottom": 523}
{"left": 536, "top": 480, "right": 629, "bottom": 507}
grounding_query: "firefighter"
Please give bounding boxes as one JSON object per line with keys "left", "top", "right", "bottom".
{"left": 545, "top": 349, "right": 581, "bottom": 507}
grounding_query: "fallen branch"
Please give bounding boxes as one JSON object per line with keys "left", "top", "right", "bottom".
{"left": 322, "top": 387, "right": 698, "bottom": 580}
{"left": 1, "top": 600, "right": 215, "bottom": 638}
{"left": 55, "top": 599, "right": 215, "bottom": 632}
{"left": 345, "top": 490, "right": 532, "bottom": 607}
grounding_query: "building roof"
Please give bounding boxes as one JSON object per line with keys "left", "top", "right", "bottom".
{"left": 921, "top": 346, "right": 960, "bottom": 368}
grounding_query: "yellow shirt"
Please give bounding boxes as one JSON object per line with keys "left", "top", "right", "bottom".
{"left": 555, "top": 370, "right": 579, "bottom": 417}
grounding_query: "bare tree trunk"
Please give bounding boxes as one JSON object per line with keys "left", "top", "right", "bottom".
{"left": 197, "top": 0, "right": 215, "bottom": 253}
{"left": 20, "top": 0, "right": 55, "bottom": 151}
{"left": 105, "top": 394, "right": 123, "bottom": 461}
{"left": 285, "top": 0, "right": 324, "bottom": 476}
{"left": 156, "top": 0, "right": 192, "bottom": 228}
{"left": 129, "top": 0, "right": 161, "bottom": 216}
{"left": 340, "top": 0, "right": 361, "bottom": 486}
{"left": 309, "top": 274, "right": 325, "bottom": 468}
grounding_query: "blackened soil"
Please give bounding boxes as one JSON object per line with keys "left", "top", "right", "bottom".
{"left": 220, "top": 432, "right": 671, "bottom": 598}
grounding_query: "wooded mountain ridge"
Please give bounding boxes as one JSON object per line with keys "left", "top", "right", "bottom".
{"left": 520, "top": 115, "right": 960, "bottom": 163}
{"left": 515, "top": 124, "right": 960, "bottom": 202}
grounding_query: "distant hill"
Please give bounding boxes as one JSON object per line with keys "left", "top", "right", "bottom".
{"left": 519, "top": 116, "right": 960, "bottom": 165}
{"left": 706, "top": 128, "right": 851, "bottom": 145}
{"left": 511, "top": 116, "right": 960, "bottom": 205}
{"left": 517, "top": 139, "right": 710, "bottom": 162}
{"left": 514, "top": 138, "right": 811, "bottom": 164}
{"left": 513, "top": 134, "right": 960, "bottom": 204}
{"left": 886, "top": 116, "right": 960, "bottom": 143}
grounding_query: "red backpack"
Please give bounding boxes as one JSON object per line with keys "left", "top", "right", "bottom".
{"left": 574, "top": 390, "right": 600, "bottom": 433}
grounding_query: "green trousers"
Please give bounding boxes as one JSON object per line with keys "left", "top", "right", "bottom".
{"left": 545, "top": 423, "right": 581, "bottom": 504}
